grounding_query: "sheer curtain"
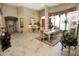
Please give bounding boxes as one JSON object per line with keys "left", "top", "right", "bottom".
{"left": 51, "top": 16, "right": 55, "bottom": 26}
{"left": 51, "top": 15, "right": 60, "bottom": 28}
{"left": 60, "top": 14, "right": 66, "bottom": 30}
{"left": 51, "top": 14, "right": 68, "bottom": 30}
{"left": 49, "top": 7, "right": 76, "bottom": 30}
{"left": 54, "top": 15, "right": 60, "bottom": 28}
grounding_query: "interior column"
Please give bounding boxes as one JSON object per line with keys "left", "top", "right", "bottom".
{"left": 45, "top": 6, "right": 49, "bottom": 30}
{"left": 0, "top": 4, "right": 6, "bottom": 28}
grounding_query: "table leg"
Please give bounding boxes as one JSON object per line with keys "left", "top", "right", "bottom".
{"left": 48, "top": 34, "right": 50, "bottom": 41}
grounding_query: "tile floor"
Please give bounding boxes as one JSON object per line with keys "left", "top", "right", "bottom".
{"left": 0, "top": 32, "right": 79, "bottom": 56}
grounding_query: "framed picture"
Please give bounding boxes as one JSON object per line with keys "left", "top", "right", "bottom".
{"left": 20, "top": 18, "right": 24, "bottom": 28}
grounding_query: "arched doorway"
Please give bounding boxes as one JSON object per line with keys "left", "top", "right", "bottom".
{"left": 5, "top": 16, "right": 18, "bottom": 33}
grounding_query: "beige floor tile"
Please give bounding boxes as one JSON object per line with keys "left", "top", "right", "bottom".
{"left": 1, "top": 32, "right": 79, "bottom": 56}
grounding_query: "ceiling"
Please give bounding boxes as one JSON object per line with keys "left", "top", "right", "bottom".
{"left": 5, "top": 3, "right": 61, "bottom": 11}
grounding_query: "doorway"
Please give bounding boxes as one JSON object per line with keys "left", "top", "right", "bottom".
{"left": 5, "top": 16, "right": 18, "bottom": 33}
{"left": 42, "top": 19, "right": 45, "bottom": 29}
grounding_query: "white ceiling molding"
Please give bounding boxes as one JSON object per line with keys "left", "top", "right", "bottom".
{"left": 4, "top": 3, "right": 61, "bottom": 11}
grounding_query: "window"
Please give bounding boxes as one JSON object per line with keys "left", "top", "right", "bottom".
{"left": 51, "top": 16, "right": 55, "bottom": 26}
{"left": 60, "top": 14, "right": 66, "bottom": 30}
{"left": 54, "top": 15, "right": 60, "bottom": 28}
{"left": 51, "top": 15, "right": 60, "bottom": 28}
{"left": 49, "top": 7, "right": 76, "bottom": 30}
{"left": 51, "top": 13, "right": 69, "bottom": 30}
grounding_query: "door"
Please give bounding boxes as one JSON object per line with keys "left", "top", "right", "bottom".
{"left": 42, "top": 19, "right": 45, "bottom": 29}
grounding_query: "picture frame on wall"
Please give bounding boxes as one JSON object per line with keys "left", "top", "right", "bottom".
{"left": 20, "top": 18, "right": 24, "bottom": 28}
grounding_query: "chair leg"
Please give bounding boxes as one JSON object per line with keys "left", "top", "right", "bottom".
{"left": 61, "top": 45, "right": 63, "bottom": 55}
{"left": 68, "top": 46, "right": 71, "bottom": 56}
{"left": 61, "top": 45, "right": 63, "bottom": 51}
{"left": 74, "top": 46, "right": 77, "bottom": 56}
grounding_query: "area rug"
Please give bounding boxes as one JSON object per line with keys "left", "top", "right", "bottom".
{"left": 36, "top": 33, "right": 62, "bottom": 46}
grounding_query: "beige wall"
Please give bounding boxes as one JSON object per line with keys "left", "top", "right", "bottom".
{"left": 0, "top": 4, "right": 2, "bottom": 29}
{"left": 39, "top": 9, "right": 45, "bottom": 20}
{"left": 0, "top": 4, "right": 1, "bottom": 8}
{"left": 75, "top": 4, "right": 79, "bottom": 10}
{"left": 2, "top": 4, "right": 18, "bottom": 17}
{"left": 39, "top": 9, "right": 45, "bottom": 27}
{"left": 39, "top": 3, "right": 79, "bottom": 21}
{"left": 0, "top": 4, "right": 40, "bottom": 33}
{"left": 0, "top": 4, "right": 6, "bottom": 28}
{"left": 17, "top": 7, "right": 24, "bottom": 32}
{"left": 17, "top": 7, "right": 39, "bottom": 33}
{"left": 1, "top": 3, "right": 79, "bottom": 33}
{"left": 0, "top": 4, "right": 18, "bottom": 29}
{"left": 0, "top": 13, "right": 2, "bottom": 29}
{"left": 49, "top": 3, "right": 77, "bottom": 13}
{"left": 49, "top": 3, "right": 79, "bottom": 13}
{"left": 23, "top": 7, "right": 39, "bottom": 32}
